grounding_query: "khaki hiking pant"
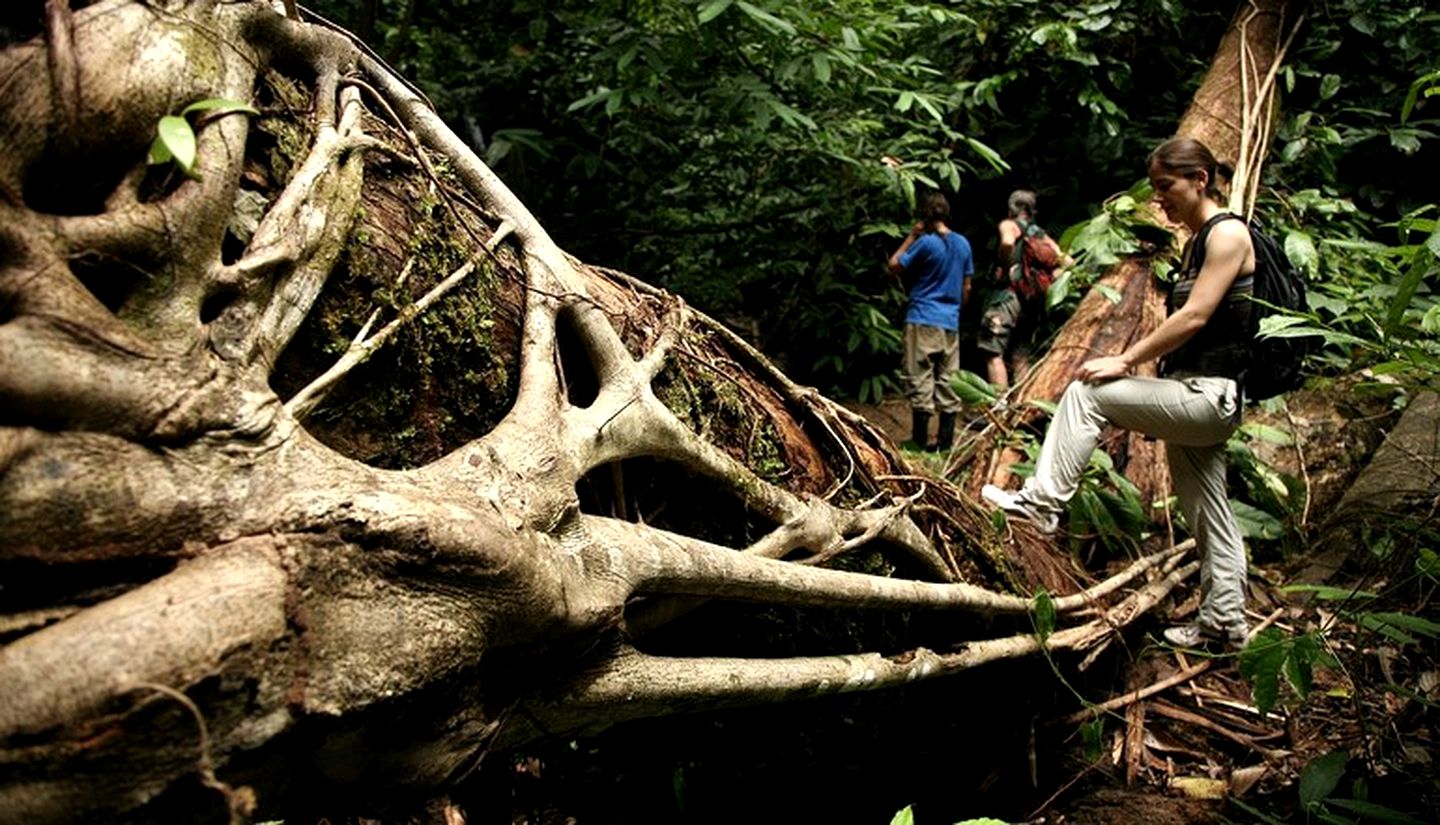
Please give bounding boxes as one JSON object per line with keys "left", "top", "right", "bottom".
{"left": 1018, "top": 376, "right": 1248, "bottom": 636}
{"left": 902, "top": 323, "right": 962, "bottom": 414}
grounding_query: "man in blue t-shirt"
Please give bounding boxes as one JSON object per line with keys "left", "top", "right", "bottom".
{"left": 887, "top": 191, "right": 974, "bottom": 451}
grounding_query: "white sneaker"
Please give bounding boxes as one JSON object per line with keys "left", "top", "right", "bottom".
{"left": 1162, "top": 623, "right": 1250, "bottom": 652}
{"left": 981, "top": 484, "right": 1058, "bottom": 534}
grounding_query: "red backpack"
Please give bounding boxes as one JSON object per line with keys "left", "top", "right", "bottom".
{"left": 1009, "top": 218, "right": 1063, "bottom": 303}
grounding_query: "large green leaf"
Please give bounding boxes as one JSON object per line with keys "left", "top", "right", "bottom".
{"left": 1299, "top": 750, "right": 1349, "bottom": 809}
{"left": 1239, "top": 627, "right": 1288, "bottom": 715}
{"left": 1231, "top": 499, "right": 1283, "bottom": 540}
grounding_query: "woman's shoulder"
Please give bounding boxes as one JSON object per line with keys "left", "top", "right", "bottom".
{"left": 1202, "top": 214, "right": 1252, "bottom": 249}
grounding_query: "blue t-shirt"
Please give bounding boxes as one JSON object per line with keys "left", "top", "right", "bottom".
{"left": 899, "top": 231, "right": 973, "bottom": 330}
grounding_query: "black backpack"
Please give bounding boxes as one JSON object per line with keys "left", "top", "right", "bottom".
{"left": 1190, "top": 214, "right": 1312, "bottom": 402}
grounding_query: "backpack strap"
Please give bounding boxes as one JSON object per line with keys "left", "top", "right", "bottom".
{"left": 1010, "top": 217, "right": 1029, "bottom": 268}
{"left": 1183, "top": 212, "right": 1244, "bottom": 276}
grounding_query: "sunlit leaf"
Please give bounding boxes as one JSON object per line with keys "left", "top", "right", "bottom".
{"left": 964, "top": 136, "right": 1009, "bottom": 174}
{"left": 735, "top": 1, "right": 795, "bottom": 36}
{"left": 156, "top": 115, "right": 196, "bottom": 174}
{"left": 1280, "top": 584, "right": 1378, "bottom": 601}
{"left": 1239, "top": 422, "right": 1294, "bottom": 445}
{"left": 696, "top": 0, "right": 732, "bottom": 24}
{"left": 1285, "top": 230, "right": 1318, "bottom": 274}
{"left": 179, "top": 97, "right": 258, "bottom": 118}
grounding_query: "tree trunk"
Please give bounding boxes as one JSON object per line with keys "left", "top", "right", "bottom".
{"left": 0, "top": 1, "right": 1240, "bottom": 822}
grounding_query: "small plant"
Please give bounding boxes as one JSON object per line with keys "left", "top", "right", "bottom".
{"left": 148, "top": 97, "right": 259, "bottom": 179}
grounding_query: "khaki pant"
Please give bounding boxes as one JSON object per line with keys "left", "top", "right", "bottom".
{"left": 1019, "top": 376, "right": 1248, "bottom": 636}
{"left": 903, "top": 323, "right": 962, "bottom": 414}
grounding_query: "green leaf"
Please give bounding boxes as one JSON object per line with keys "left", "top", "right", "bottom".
{"left": 734, "top": 1, "right": 796, "bottom": 35}
{"left": 952, "top": 369, "right": 997, "bottom": 404}
{"left": 810, "top": 53, "right": 830, "bottom": 84}
{"left": 1239, "top": 423, "right": 1294, "bottom": 445}
{"left": 1299, "top": 750, "right": 1349, "bottom": 808}
{"left": 1384, "top": 254, "right": 1429, "bottom": 340}
{"left": 147, "top": 135, "right": 173, "bottom": 166}
{"left": 889, "top": 804, "right": 915, "bottom": 825}
{"left": 1324, "top": 798, "right": 1428, "bottom": 825}
{"left": 1080, "top": 717, "right": 1104, "bottom": 762}
{"left": 1284, "top": 633, "right": 1320, "bottom": 700}
{"left": 179, "top": 97, "right": 258, "bottom": 118}
{"left": 567, "top": 88, "right": 615, "bottom": 113}
{"left": 1284, "top": 230, "right": 1319, "bottom": 274}
{"left": 155, "top": 115, "right": 196, "bottom": 174}
{"left": 1239, "top": 627, "right": 1288, "bottom": 715}
{"left": 1401, "top": 70, "right": 1440, "bottom": 124}
{"left": 963, "top": 136, "right": 1009, "bottom": 174}
{"left": 1361, "top": 612, "right": 1440, "bottom": 643}
{"left": 1418, "top": 548, "right": 1440, "bottom": 579}
{"left": 696, "top": 0, "right": 732, "bottom": 24}
{"left": 1280, "top": 584, "right": 1379, "bottom": 601}
{"left": 1318, "top": 74, "right": 1341, "bottom": 101}
{"left": 1032, "top": 588, "right": 1056, "bottom": 644}
{"left": 1231, "top": 499, "right": 1283, "bottom": 540}
{"left": 1096, "top": 283, "right": 1122, "bottom": 303}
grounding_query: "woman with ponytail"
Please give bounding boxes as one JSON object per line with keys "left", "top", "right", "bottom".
{"left": 983, "top": 137, "right": 1256, "bottom": 650}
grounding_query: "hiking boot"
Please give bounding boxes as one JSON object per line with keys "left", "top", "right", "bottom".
{"left": 980, "top": 484, "right": 1058, "bottom": 534}
{"left": 934, "top": 412, "right": 957, "bottom": 452}
{"left": 1162, "top": 622, "right": 1250, "bottom": 652}
{"left": 904, "top": 410, "right": 932, "bottom": 451}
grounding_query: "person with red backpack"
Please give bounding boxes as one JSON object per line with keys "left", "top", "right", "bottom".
{"left": 977, "top": 190, "right": 1069, "bottom": 390}
{"left": 887, "top": 191, "right": 975, "bottom": 451}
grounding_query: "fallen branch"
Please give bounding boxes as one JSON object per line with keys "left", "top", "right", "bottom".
{"left": 1048, "top": 659, "right": 1213, "bottom": 727}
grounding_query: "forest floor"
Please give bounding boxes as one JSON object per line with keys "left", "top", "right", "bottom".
{"left": 835, "top": 388, "right": 1440, "bottom": 825}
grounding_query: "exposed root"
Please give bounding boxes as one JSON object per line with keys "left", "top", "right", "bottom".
{"left": 549, "top": 551, "right": 1196, "bottom": 728}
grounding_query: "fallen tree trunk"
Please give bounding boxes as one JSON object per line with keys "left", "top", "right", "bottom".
{"left": 0, "top": 2, "right": 1187, "bottom": 821}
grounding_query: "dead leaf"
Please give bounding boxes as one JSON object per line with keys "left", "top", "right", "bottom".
{"left": 1230, "top": 764, "right": 1268, "bottom": 797}
{"left": 1171, "top": 776, "right": 1228, "bottom": 800}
